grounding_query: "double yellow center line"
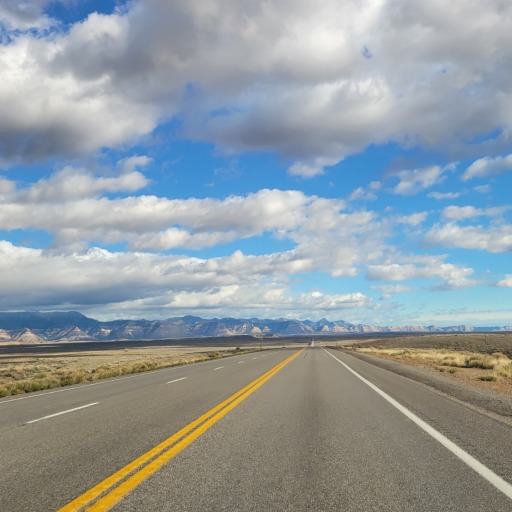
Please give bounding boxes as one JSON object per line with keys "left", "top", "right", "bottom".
{"left": 59, "top": 348, "right": 304, "bottom": 511}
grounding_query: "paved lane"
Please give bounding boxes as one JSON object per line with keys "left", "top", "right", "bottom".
{"left": 0, "top": 349, "right": 292, "bottom": 511}
{"left": 112, "top": 348, "right": 512, "bottom": 512}
{"left": 1, "top": 346, "right": 511, "bottom": 511}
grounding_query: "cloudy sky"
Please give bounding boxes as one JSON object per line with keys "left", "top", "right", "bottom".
{"left": 1, "top": 0, "right": 511, "bottom": 325}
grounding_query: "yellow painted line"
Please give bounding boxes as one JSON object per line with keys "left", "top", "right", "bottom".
{"left": 59, "top": 348, "right": 304, "bottom": 512}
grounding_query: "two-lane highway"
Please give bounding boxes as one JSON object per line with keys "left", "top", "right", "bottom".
{"left": 0, "top": 348, "right": 292, "bottom": 511}
{"left": 1, "top": 346, "right": 511, "bottom": 511}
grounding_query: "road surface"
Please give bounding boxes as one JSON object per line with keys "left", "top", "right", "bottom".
{"left": 1, "top": 347, "right": 511, "bottom": 511}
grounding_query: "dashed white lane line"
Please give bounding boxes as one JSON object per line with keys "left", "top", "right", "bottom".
{"left": 322, "top": 348, "right": 512, "bottom": 501}
{"left": 238, "top": 361, "right": 245, "bottom": 364}
{"left": 214, "top": 367, "right": 224, "bottom": 371}
{"left": 166, "top": 377, "right": 188, "bottom": 385}
{"left": 26, "top": 402, "right": 99, "bottom": 425}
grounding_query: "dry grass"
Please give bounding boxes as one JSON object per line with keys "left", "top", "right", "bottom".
{"left": 352, "top": 347, "right": 512, "bottom": 394}
{"left": 340, "top": 332, "right": 512, "bottom": 357}
{"left": 0, "top": 347, "right": 258, "bottom": 398}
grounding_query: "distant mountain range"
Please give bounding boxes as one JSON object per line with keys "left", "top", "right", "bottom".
{"left": 0, "top": 311, "right": 511, "bottom": 343}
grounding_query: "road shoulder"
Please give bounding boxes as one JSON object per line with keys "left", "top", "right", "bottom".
{"left": 340, "top": 349, "right": 512, "bottom": 423}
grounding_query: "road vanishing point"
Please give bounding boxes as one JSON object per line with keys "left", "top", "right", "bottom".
{"left": 1, "top": 346, "right": 511, "bottom": 511}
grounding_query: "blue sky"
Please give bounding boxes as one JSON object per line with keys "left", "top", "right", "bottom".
{"left": 0, "top": 0, "right": 511, "bottom": 326}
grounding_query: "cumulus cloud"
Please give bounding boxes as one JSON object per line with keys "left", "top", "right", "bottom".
{"left": 390, "top": 165, "right": 450, "bottom": 195}
{"left": 348, "top": 181, "right": 381, "bottom": 201}
{"left": 366, "top": 255, "right": 476, "bottom": 290}
{"left": 17, "top": 166, "right": 150, "bottom": 203}
{"left": 165, "top": 288, "right": 371, "bottom": 313}
{"left": 0, "top": 173, "right": 482, "bottom": 314}
{"left": 396, "top": 212, "right": 428, "bottom": 226}
{"left": 0, "top": 240, "right": 374, "bottom": 317}
{"left": 0, "top": 16, "right": 158, "bottom": 164}
{"left": 0, "top": 167, "right": 405, "bottom": 316}
{"left": 1, "top": 1, "right": 512, "bottom": 172}
{"left": 288, "top": 158, "right": 336, "bottom": 178}
{"left": 497, "top": 275, "right": 512, "bottom": 288}
{"left": 463, "top": 153, "right": 512, "bottom": 180}
{"left": 0, "top": 187, "right": 309, "bottom": 247}
{"left": 425, "top": 223, "right": 512, "bottom": 253}
{"left": 1, "top": 177, "right": 390, "bottom": 278}
{"left": 0, "top": 0, "right": 60, "bottom": 31}
{"left": 441, "top": 205, "right": 507, "bottom": 220}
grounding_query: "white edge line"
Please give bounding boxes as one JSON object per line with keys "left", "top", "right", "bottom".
{"left": 25, "top": 402, "right": 99, "bottom": 424}
{"left": 322, "top": 348, "right": 512, "bottom": 500}
{"left": 166, "top": 377, "right": 187, "bottom": 385}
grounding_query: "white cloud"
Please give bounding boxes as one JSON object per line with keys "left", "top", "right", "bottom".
{"left": 391, "top": 165, "right": 448, "bottom": 196}
{"left": 0, "top": 169, "right": 405, "bottom": 316}
{"left": 427, "top": 191, "right": 461, "bottom": 200}
{"left": 366, "top": 256, "right": 476, "bottom": 290}
{"left": 0, "top": 189, "right": 310, "bottom": 250}
{"left": 497, "top": 275, "right": 512, "bottom": 288}
{"left": 119, "top": 155, "right": 153, "bottom": 174}
{"left": 349, "top": 187, "right": 376, "bottom": 201}
{"left": 17, "top": 165, "right": 150, "bottom": 203}
{"left": 288, "top": 159, "right": 333, "bottom": 178}
{"left": 442, "top": 206, "right": 480, "bottom": 220}
{"left": 372, "top": 284, "right": 412, "bottom": 294}
{"left": 165, "top": 288, "right": 371, "bottom": 313}
{"left": 0, "top": 0, "right": 59, "bottom": 31}
{"left": 0, "top": 16, "right": 158, "bottom": 164}
{"left": 1, "top": 1, "right": 512, "bottom": 171}
{"left": 463, "top": 154, "right": 512, "bottom": 181}
{"left": 425, "top": 223, "right": 512, "bottom": 253}
{"left": 296, "top": 291, "right": 370, "bottom": 310}
{"left": 396, "top": 212, "right": 428, "bottom": 226}
{"left": 348, "top": 181, "right": 382, "bottom": 202}
{"left": 0, "top": 240, "right": 374, "bottom": 317}
{"left": 474, "top": 184, "right": 491, "bottom": 194}
{"left": 0, "top": 180, "right": 390, "bottom": 278}
{"left": 441, "top": 205, "right": 507, "bottom": 220}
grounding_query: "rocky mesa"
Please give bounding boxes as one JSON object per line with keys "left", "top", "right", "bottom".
{"left": 0, "top": 311, "right": 511, "bottom": 342}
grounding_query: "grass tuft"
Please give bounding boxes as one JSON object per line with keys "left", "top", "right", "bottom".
{"left": 479, "top": 375, "right": 498, "bottom": 382}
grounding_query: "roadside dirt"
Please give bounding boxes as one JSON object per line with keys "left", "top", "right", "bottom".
{"left": 340, "top": 332, "right": 512, "bottom": 357}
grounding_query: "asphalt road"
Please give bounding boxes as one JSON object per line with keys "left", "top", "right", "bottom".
{"left": 1, "top": 346, "right": 511, "bottom": 511}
